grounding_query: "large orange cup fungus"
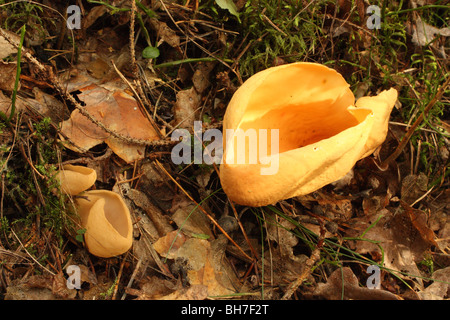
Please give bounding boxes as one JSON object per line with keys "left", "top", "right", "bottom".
{"left": 219, "top": 62, "right": 398, "bottom": 207}
{"left": 57, "top": 165, "right": 133, "bottom": 258}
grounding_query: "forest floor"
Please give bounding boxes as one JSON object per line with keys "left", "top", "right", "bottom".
{"left": 0, "top": 0, "right": 449, "bottom": 301}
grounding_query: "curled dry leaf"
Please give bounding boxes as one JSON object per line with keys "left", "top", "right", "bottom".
{"left": 137, "top": 161, "right": 177, "bottom": 211}
{"left": 172, "top": 87, "right": 202, "bottom": 129}
{"left": 412, "top": 16, "right": 450, "bottom": 47}
{"left": 401, "top": 173, "right": 428, "bottom": 205}
{"left": 5, "top": 274, "right": 77, "bottom": 300}
{"left": 401, "top": 200, "right": 439, "bottom": 248}
{"left": 125, "top": 188, "right": 174, "bottom": 238}
{"left": 181, "top": 238, "right": 236, "bottom": 297}
{"left": 32, "top": 87, "right": 70, "bottom": 122}
{"left": 160, "top": 284, "right": 209, "bottom": 300}
{"left": 149, "top": 19, "right": 180, "bottom": 48}
{"left": 0, "top": 28, "right": 20, "bottom": 59}
{"left": 347, "top": 207, "right": 436, "bottom": 288}
{"left": 418, "top": 266, "right": 450, "bottom": 300}
{"left": 61, "top": 83, "right": 160, "bottom": 163}
{"left": 0, "top": 89, "right": 65, "bottom": 122}
{"left": 313, "top": 267, "right": 400, "bottom": 300}
{"left": 0, "top": 91, "right": 23, "bottom": 117}
{"left": 259, "top": 248, "right": 308, "bottom": 286}
{"left": 171, "top": 202, "right": 214, "bottom": 239}
{"left": 192, "top": 62, "right": 215, "bottom": 94}
{"left": 267, "top": 216, "right": 300, "bottom": 257}
{"left": 160, "top": 238, "right": 237, "bottom": 298}
{"left": 153, "top": 230, "right": 187, "bottom": 259}
{"left": 0, "top": 61, "right": 18, "bottom": 92}
{"left": 129, "top": 275, "right": 182, "bottom": 300}
{"left": 82, "top": 5, "right": 108, "bottom": 30}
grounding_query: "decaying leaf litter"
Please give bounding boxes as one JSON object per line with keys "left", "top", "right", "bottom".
{"left": 0, "top": 0, "right": 449, "bottom": 300}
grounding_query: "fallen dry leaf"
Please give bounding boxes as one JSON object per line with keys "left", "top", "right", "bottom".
{"left": 267, "top": 215, "right": 301, "bottom": 258}
{"left": 0, "top": 61, "right": 18, "bottom": 92}
{"left": 172, "top": 87, "right": 202, "bottom": 129}
{"left": 401, "top": 200, "right": 439, "bottom": 248}
{"left": 192, "top": 62, "right": 215, "bottom": 94}
{"left": 171, "top": 238, "right": 237, "bottom": 297}
{"left": 82, "top": 5, "right": 108, "bottom": 30}
{"left": 313, "top": 267, "right": 401, "bottom": 300}
{"left": 418, "top": 266, "right": 450, "bottom": 300}
{"left": 171, "top": 202, "right": 214, "bottom": 239}
{"left": 32, "top": 87, "right": 70, "bottom": 122}
{"left": 159, "top": 284, "right": 209, "bottom": 300}
{"left": 347, "top": 207, "right": 434, "bottom": 289}
{"left": 129, "top": 275, "right": 181, "bottom": 299}
{"left": 153, "top": 230, "right": 187, "bottom": 259}
{"left": 61, "top": 82, "right": 160, "bottom": 162}
{"left": 259, "top": 248, "right": 308, "bottom": 285}
{"left": 4, "top": 274, "right": 77, "bottom": 300}
{"left": 0, "top": 90, "right": 49, "bottom": 119}
{"left": 401, "top": 173, "right": 428, "bottom": 205}
{"left": 0, "top": 28, "right": 20, "bottom": 59}
{"left": 86, "top": 56, "right": 111, "bottom": 80}
{"left": 149, "top": 19, "right": 180, "bottom": 48}
{"left": 126, "top": 188, "right": 174, "bottom": 238}
{"left": 137, "top": 161, "right": 177, "bottom": 211}
{"left": 412, "top": 16, "right": 450, "bottom": 47}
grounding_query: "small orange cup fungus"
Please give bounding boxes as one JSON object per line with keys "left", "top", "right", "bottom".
{"left": 57, "top": 164, "right": 97, "bottom": 196}
{"left": 57, "top": 165, "right": 133, "bottom": 258}
{"left": 75, "top": 190, "right": 133, "bottom": 258}
{"left": 219, "top": 62, "right": 397, "bottom": 207}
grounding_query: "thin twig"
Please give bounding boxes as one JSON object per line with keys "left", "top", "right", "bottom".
{"left": 110, "top": 60, "right": 163, "bottom": 139}
{"left": 0, "top": 26, "right": 172, "bottom": 148}
{"left": 129, "top": 0, "right": 138, "bottom": 76}
{"left": 11, "top": 228, "right": 55, "bottom": 276}
{"left": 281, "top": 220, "right": 326, "bottom": 300}
{"left": 121, "top": 257, "right": 143, "bottom": 300}
{"left": 157, "top": 0, "right": 241, "bottom": 81}
{"left": 112, "top": 253, "right": 128, "bottom": 300}
{"left": 261, "top": 13, "right": 287, "bottom": 37}
{"left": 154, "top": 159, "right": 253, "bottom": 262}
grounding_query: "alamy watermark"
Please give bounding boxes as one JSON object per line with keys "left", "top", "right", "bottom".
{"left": 66, "top": 265, "right": 81, "bottom": 290}
{"left": 366, "top": 5, "right": 381, "bottom": 30}
{"left": 170, "top": 121, "right": 280, "bottom": 175}
{"left": 366, "top": 265, "right": 381, "bottom": 289}
{"left": 66, "top": 5, "right": 81, "bottom": 30}
{"left": 66, "top": 3, "right": 383, "bottom": 31}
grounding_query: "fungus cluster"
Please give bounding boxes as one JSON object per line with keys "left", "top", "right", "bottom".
{"left": 57, "top": 165, "right": 133, "bottom": 258}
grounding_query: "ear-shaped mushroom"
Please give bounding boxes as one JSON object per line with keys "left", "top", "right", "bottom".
{"left": 219, "top": 62, "right": 397, "bottom": 207}
{"left": 75, "top": 190, "right": 133, "bottom": 258}
{"left": 57, "top": 164, "right": 97, "bottom": 195}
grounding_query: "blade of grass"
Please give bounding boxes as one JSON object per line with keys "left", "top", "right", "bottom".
{"left": 162, "top": 187, "right": 222, "bottom": 264}
{"left": 8, "top": 24, "right": 26, "bottom": 123}
{"left": 265, "top": 205, "right": 425, "bottom": 290}
{"left": 153, "top": 57, "right": 234, "bottom": 69}
{"left": 0, "top": 24, "right": 25, "bottom": 124}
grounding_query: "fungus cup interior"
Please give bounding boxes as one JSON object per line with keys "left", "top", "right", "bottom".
{"left": 224, "top": 63, "right": 371, "bottom": 164}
